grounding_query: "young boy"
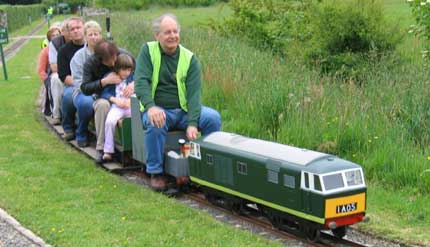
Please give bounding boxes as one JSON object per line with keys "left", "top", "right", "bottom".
{"left": 101, "top": 53, "right": 134, "bottom": 161}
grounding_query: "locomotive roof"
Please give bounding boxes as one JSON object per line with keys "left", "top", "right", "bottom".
{"left": 202, "top": 131, "right": 332, "bottom": 166}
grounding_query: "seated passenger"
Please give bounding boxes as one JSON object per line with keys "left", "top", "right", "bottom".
{"left": 69, "top": 20, "right": 103, "bottom": 147}
{"left": 37, "top": 25, "right": 61, "bottom": 118}
{"left": 81, "top": 40, "right": 135, "bottom": 164}
{"left": 134, "top": 13, "right": 222, "bottom": 191}
{"left": 57, "top": 17, "right": 85, "bottom": 142}
{"left": 101, "top": 53, "right": 135, "bottom": 161}
{"left": 48, "top": 19, "right": 70, "bottom": 125}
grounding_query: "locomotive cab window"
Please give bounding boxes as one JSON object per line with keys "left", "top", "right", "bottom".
{"left": 314, "top": 174, "right": 322, "bottom": 191}
{"left": 320, "top": 169, "right": 365, "bottom": 193}
{"left": 345, "top": 169, "right": 364, "bottom": 186}
{"left": 304, "top": 172, "right": 309, "bottom": 188}
{"left": 322, "top": 173, "right": 344, "bottom": 190}
{"left": 301, "top": 172, "right": 322, "bottom": 192}
{"left": 237, "top": 161, "right": 247, "bottom": 175}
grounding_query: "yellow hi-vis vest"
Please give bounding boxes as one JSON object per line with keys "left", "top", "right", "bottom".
{"left": 139, "top": 41, "right": 194, "bottom": 112}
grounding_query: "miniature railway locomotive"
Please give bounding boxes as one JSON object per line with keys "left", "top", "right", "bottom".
{"left": 186, "top": 132, "right": 367, "bottom": 240}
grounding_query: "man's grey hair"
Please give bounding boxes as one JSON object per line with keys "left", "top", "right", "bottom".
{"left": 152, "top": 13, "right": 181, "bottom": 34}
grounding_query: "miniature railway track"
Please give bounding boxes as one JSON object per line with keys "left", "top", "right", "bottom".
{"left": 184, "top": 192, "right": 369, "bottom": 247}
{"left": 123, "top": 170, "right": 368, "bottom": 247}
{"left": 4, "top": 19, "right": 47, "bottom": 60}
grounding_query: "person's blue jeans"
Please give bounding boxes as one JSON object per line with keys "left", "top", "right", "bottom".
{"left": 61, "top": 86, "right": 76, "bottom": 133}
{"left": 73, "top": 92, "right": 94, "bottom": 142}
{"left": 142, "top": 106, "right": 221, "bottom": 174}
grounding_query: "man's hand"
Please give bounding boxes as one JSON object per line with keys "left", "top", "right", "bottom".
{"left": 123, "top": 81, "right": 134, "bottom": 97}
{"left": 101, "top": 72, "right": 122, "bottom": 87}
{"left": 186, "top": 126, "right": 198, "bottom": 141}
{"left": 148, "top": 106, "right": 166, "bottom": 128}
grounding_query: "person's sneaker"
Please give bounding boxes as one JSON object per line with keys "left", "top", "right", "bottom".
{"left": 103, "top": 153, "right": 112, "bottom": 161}
{"left": 77, "top": 140, "right": 88, "bottom": 148}
{"left": 63, "top": 131, "right": 75, "bottom": 141}
{"left": 150, "top": 174, "right": 167, "bottom": 191}
{"left": 52, "top": 118, "right": 61, "bottom": 125}
{"left": 95, "top": 150, "right": 103, "bottom": 165}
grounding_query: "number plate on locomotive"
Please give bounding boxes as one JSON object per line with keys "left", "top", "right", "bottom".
{"left": 336, "top": 202, "right": 357, "bottom": 214}
{"left": 325, "top": 193, "right": 365, "bottom": 218}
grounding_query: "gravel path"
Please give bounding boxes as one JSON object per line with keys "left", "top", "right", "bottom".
{"left": 0, "top": 209, "right": 50, "bottom": 247}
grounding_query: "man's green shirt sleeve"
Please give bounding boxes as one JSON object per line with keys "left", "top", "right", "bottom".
{"left": 186, "top": 56, "right": 202, "bottom": 127}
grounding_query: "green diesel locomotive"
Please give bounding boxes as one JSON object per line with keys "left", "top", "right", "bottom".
{"left": 187, "top": 131, "right": 367, "bottom": 240}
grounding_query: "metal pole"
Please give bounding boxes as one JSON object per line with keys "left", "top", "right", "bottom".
{"left": 106, "top": 15, "right": 111, "bottom": 41}
{"left": 0, "top": 44, "right": 8, "bottom": 80}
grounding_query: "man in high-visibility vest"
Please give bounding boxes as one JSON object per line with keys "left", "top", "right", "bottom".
{"left": 135, "top": 13, "right": 221, "bottom": 191}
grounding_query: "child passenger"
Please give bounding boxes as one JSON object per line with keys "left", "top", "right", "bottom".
{"left": 102, "top": 53, "right": 134, "bottom": 161}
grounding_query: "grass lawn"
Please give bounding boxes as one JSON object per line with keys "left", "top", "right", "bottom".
{"left": 360, "top": 185, "right": 430, "bottom": 245}
{"left": 0, "top": 20, "right": 282, "bottom": 247}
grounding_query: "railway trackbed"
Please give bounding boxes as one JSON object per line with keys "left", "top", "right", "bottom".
{"left": 123, "top": 171, "right": 369, "bottom": 247}
{"left": 3, "top": 19, "right": 47, "bottom": 60}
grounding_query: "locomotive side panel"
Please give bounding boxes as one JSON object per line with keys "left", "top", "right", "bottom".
{"left": 189, "top": 141, "right": 321, "bottom": 222}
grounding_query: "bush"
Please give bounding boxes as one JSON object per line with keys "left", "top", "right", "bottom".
{"left": 213, "top": 0, "right": 312, "bottom": 54}
{"left": 408, "top": 0, "right": 430, "bottom": 59}
{"left": 0, "top": 4, "right": 44, "bottom": 33}
{"left": 409, "top": 0, "right": 430, "bottom": 40}
{"left": 304, "top": 0, "right": 402, "bottom": 81}
{"left": 214, "top": 0, "right": 402, "bottom": 82}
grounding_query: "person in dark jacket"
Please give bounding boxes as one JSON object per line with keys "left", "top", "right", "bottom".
{"left": 57, "top": 17, "right": 87, "bottom": 144}
{"left": 81, "top": 40, "right": 135, "bottom": 164}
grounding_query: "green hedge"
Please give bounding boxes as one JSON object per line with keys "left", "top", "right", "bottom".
{"left": 0, "top": 4, "right": 44, "bottom": 33}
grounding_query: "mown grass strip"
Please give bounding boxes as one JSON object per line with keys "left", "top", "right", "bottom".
{"left": 0, "top": 21, "right": 282, "bottom": 247}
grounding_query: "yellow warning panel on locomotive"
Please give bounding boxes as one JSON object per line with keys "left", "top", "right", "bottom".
{"left": 325, "top": 193, "right": 366, "bottom": 218}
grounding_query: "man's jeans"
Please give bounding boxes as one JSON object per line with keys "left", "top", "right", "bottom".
{"left": 142, "top": 106, "right": 221, "bottom": 175}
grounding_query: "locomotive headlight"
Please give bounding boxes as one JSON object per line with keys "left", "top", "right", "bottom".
{"left": 345, "top": 169, "right": 363, "bottom": 186}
